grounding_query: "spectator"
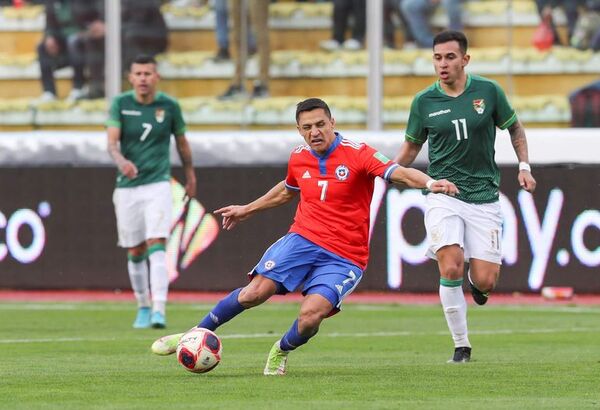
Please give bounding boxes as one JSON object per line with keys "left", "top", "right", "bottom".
{"left": 212, "top": 0, "right": 257, "bottom": 62}
{"left": 570, "top": 0, "right": 600, "bottom": 50}
{"left": 320, "top": 0, "right": 366, "bottom": 51}
{"left": 569, "top": 79, "right": 600, "bottom": 127}
{"left": 400, "top": 0, "right": 463, "bottom": 48}
{"left": 36, "top": 0, "right": 104, "bottom": 102}
{"left": 385, "top": 0, "right": 417, "bottom": 49}
{"left": 218, "top": 0, "right": 270, "bottom": 100}
{"left": 535, "top": 0, "right": 586, "bottom": 46}
{"left": 121, "top": 0, "right": 169, "bottom": 70}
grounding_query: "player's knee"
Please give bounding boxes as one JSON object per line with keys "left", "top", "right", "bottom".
{"left": 298, "top": 311, "right": 325, "bottom": 336}
{"left": 439, "top": 262, "right": 463, "bottom": 280}
{"left": 476, "top": 275, "right": 498, "bottom": 293}
{"left": 238, "top": 287, "right": 268, "bottom": 308}
{"left": 128, "top": 243, "right": 147, "bottom": 258}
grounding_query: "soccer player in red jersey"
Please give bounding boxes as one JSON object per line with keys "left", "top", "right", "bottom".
{"left": 151, "top": 98, "right": 458, "bottom": 375}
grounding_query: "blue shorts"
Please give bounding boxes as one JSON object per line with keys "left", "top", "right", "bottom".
{"left": 252, "top": 233, "right": 363, "bottom": 314}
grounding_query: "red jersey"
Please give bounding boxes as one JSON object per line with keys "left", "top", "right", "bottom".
{"left": 285, "top": 134, "right": 399, "bottom": 269}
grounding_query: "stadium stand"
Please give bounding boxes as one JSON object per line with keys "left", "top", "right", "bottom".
{"left": 0, "top": 0, "right": 598, "bottom": 130}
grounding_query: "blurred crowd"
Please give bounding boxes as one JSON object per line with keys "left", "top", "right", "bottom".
{"left": 0, "top": 0, "right": 598, "bottom": 106}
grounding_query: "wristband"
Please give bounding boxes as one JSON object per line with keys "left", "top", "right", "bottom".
{"left": 519, "top": 162, "right": 531, "bottom": 172}
{"left": 426, "top": 179, "right": 436, "bottom": 190}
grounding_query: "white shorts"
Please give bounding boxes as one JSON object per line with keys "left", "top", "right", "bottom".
{"left": 112, "top": 181, "right": 172, "bottom": 248}
{"left": 424, "top": 193, "right": 502, "bottom": 264}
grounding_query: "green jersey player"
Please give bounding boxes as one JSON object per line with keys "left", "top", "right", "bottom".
{"left": 395, "top": 31, "right": 536, "bottom": 363}
{"left": 107, "top": 55, "right": 196, "bottom": 329}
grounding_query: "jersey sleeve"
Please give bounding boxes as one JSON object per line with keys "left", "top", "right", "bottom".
{"left": 359, "top": 144, "right": 399, "bottom": 182}
{"left": 171, "top": 100, "right": 187, "bottom": 137}
{"left": 493, "top": 81, "right": 517, "bottom": 129}
{"left": 284, "top": 151, "right": 300, "bottom": 191}
{"left": 405, "top": 95, "right": 427, "bottom": 144}
{"left": 106, "top": 97, "right": 121, "bottom": 128}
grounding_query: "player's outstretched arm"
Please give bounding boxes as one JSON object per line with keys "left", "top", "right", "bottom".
{"left": 394, "top": 140, "right": 422, "bottom": 167}
{"left": 175, "top": 134, "right": 197, "bottom": 198}
{"left": 507, "top": 120, "right": 536, "bottom": 193}
{"left": 107, "top": 126, "right": 138, "bottom": 179}
{"left": 214, "top": 180, "right": 298, "bottom": 230}
{"left": 389, "top": 166, "right": 459, "bottom": 196}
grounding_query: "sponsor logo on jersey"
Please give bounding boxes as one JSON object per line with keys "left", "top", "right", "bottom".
{"left": 335, "top": 284, "right": 344, "bottom": 294}
{"left": 373, "top": 152, "right": 390, "bottom": 164}
{"left": 264, "top": 260, "right": 276, "bottom": 270}
{"left": 428, "top": 108, "right": 451, "bottom": 118}
{"left": 121, "top": 110, "right": 141, "bottom": 116}
{"left": 302, "top": 170, "right": 311, "bottom": 179}
{"left": 335, "top": 165, "right": 350, "bottom": 181}
{"left": 473, "top": 99, "right": 485, "bottom": 114}
{"left": 155, "top": 108, "right": 165, "bottom": 123}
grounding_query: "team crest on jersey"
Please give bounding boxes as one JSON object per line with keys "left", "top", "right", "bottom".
{"left": 155, "top": 108, "right": 165, "bottom": 123}
{"left": 473, "top": 99, "right": 485, "bottom": 114}
{"left": 335, "top": 165, "right": 350, "bottom": 181}
{"left": 264, "top": 260, "right": 276, "bottom": 270}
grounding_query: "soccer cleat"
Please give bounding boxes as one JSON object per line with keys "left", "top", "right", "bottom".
{"left": 447, "top": 346, "right": 471, "bottom": 363}
{"left": 151, "top": 311, "right": 166, "bottom": 329}
{"left": 151, "top": 332, "right": 184, "bottom": 355}
{"left": 469, "top": 281, "right": 490, "bottom": 305}
{"left": 263, "top": 340, "right": 289, "bottom": 376}
{"left": 133, "top": 307, "right": 151, "bottom": 329}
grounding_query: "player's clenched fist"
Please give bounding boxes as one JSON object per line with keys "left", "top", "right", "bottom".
{"left": 428, "top": 179, "right": 459, "bottom": 196}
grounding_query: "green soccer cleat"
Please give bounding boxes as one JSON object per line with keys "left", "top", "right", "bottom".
{"left": 263, "top": 340, "right": 289, "bottom": 376}
{"left": 133, "top": 307, "right": 151, "bottom": 329}
{"left": 151, "top": 332, "right": 184, "bottom": 355}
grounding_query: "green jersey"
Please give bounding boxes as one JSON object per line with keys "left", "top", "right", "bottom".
{"left": 107, "top": 91, "right": 187, "bottom": 188}
{"left": 405, "top": 74, "right": 517, "bottom": 203}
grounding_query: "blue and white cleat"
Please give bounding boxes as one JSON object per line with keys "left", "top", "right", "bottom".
{"left": 133, "top": 307, "right": 151, "bottom": 329}
{"left": 151, "top": 311, "right": 166, "bottom": 329}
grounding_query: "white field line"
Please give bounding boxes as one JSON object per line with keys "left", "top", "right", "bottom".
{"left": 0, "top": 327, "right": 598, "bottom": 344}
{"left": 0, "top": 303, "right": 598, "bottom": 314}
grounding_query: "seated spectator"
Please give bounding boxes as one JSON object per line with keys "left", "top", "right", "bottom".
{"left": 36, "top": 0, "right": 104, "bottom": 102}
{"left": 319, "top": 0, "right": 366, "bottom": 51}
{"left": 569, "top": 79, "right": 600, "bottom": 127}
{"left": 218, "top": 0, "right": 270, "bottom": 100}
{"left": 535, "top": 0, "right": 586, "bottom": 46}
{"left": 400, "top": 0, "right": 463, "bottom": 49}
{"left": 121, "top": 0, "right": 168, "bottom": 70}
{"left": 570, "top": 0, "right": 600, "bottom": 50}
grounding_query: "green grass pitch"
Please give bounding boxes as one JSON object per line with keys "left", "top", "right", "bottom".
{"left": 0, "top": 300, "right": 599, "bottom": 409}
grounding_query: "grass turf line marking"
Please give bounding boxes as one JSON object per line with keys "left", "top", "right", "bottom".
{"left": 1, "top": 327, "right": 599, "bottom": 344}
{"left": 0, "top": 303, "right": 599, "bottom": 314}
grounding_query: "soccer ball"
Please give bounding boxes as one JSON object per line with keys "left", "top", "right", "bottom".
{"left": 176, "top": 328, "right": 222, "bottom": 373}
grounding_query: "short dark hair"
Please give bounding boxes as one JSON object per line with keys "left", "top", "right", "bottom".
{"left": 130, "top": 54, "right": 157, "bottom": 69}
{"left": 295, "top": 98, "right": 332, "bottom": 123}
{"left": 433, "top": 30, "right": 468, "bottom": 54}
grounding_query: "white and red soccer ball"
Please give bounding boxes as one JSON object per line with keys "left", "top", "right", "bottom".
{"left": 176, "top": 328, "right": 222, "bottom": 373}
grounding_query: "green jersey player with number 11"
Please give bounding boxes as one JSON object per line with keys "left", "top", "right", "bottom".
{"left": 107, "top": 55, "right": 197, "bottom": 329}
{"left": 395, "top": 31, "right": 536, "bottom": 363}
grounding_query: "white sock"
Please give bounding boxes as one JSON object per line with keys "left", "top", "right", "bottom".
{"left": 149, "top": 250, "right": 168, "bottom": 315}
{"left": 128, "top": 259, "right": 150, "bottom": 308}
{"left": 439, "top": 284, "right": 471, "bottom": 348}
